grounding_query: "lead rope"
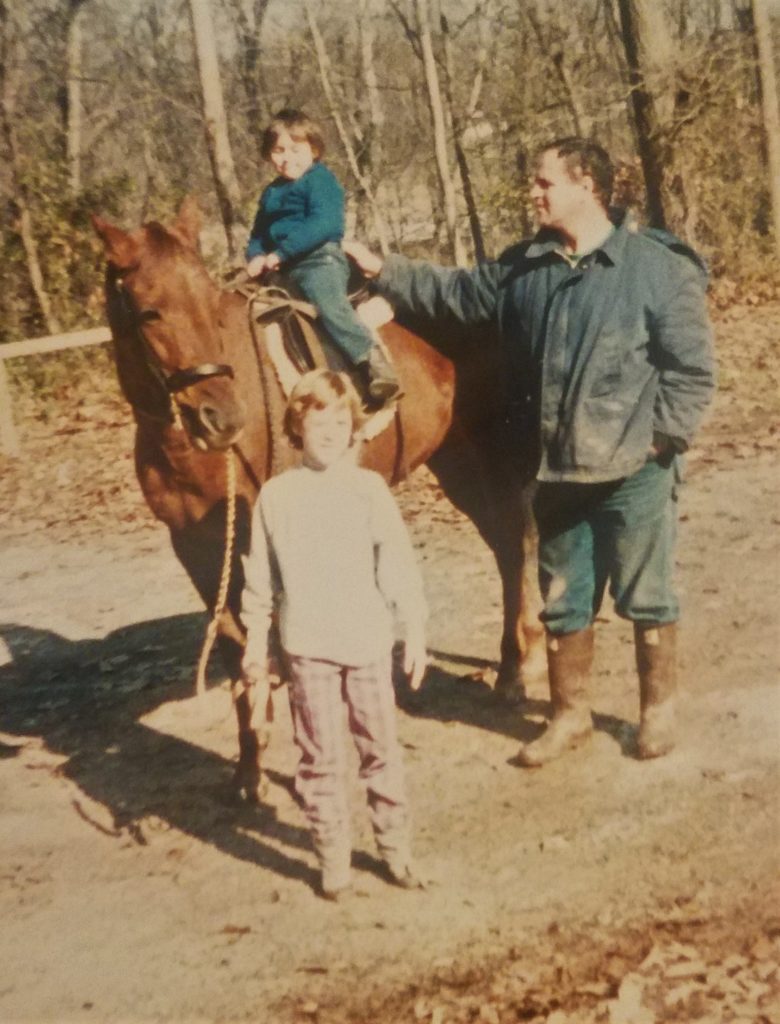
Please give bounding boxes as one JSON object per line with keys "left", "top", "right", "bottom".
{"left": 195, "top": 447, "right": 237, "bottom": 696}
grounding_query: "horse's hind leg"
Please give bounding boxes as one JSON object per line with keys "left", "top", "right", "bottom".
{"left": 493, "top": 483, "right": 546, "bottom": 702}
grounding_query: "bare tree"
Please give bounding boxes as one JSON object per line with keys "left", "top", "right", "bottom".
{"left": 0, "top": 3, "right": 61, "bottom": 334}
{"left": 188, "top": 0, "right": 245, "bottom": 260}
{"left": 64, "top": 0, "right": 88, "bottom": 194}
{"left": 226, "top": 0, "right": 271, "bottom": 163}
{"left": 412, "top": 0, "right": 466, "bottom": 264}
{"left": 752, "top": 0, "right": 780, "bottom": 256}
{"left": 355, "top": 0, "right": 385, "bottom": 237}
{"left": 304, "top": 1, "right": 391, "bottom": 253}
{"left": 522, "top": 1, "right": 591, "bottom": 137}
{"left": 616, "top": 0, "right": 676, "bottom": 228}
{"left": 441, "top": 9, "right": 487, "bottom": 260}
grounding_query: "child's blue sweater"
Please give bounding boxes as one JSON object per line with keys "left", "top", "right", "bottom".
{"left": 246, "top": 162, "right": 345, "bottom": 262}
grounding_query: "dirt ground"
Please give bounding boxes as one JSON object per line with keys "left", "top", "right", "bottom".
{"left": 0, "top": 302, "right": 778, "bottom": 1024}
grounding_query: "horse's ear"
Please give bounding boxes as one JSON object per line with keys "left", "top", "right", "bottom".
{"left": 173, "top": 195, "right": 202, "bottom": 250}
{"left": 91, "top": 215, "right": 139, "bottom": 269}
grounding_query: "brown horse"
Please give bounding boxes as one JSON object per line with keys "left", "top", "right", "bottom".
{"left": 92, "top": 197, "right": 544, "bottom": 803}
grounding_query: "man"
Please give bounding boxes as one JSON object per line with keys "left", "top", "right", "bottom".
{"left": 344, "top": 136, "right": 716, "bottom": 766}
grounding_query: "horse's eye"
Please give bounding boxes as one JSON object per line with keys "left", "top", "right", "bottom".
{"left": 138, "top": 309, "right": 161, "bottom": 323}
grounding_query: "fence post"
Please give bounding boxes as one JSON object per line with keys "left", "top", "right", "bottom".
{"left": 0, "top": 360, "right": 21, "bottom": 458}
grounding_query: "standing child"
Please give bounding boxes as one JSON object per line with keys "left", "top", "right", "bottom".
{"left": 246, "top": 108, "right": 400, "bottom": 407}
{"left": 241, "top": 369, "right": 427, "bottom": 900}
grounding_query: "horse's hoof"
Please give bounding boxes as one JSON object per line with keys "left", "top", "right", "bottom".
{"left": 232, "top": 765, "right": 267, "bottom": 805}
{"left": 493, "top": 676, "right": 526, "bottom": 706}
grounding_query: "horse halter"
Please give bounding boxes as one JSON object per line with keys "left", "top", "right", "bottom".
{"left": 113, "top": 275, "right": 234, "bottom": 427}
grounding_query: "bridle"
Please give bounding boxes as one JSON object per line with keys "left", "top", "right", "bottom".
{"left": 112, "top": 272, "right": 235, "bottom": 429}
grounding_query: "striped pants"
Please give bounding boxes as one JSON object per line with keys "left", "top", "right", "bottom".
{"left": 287, "top": 654, "right": 411, "bottom": 891}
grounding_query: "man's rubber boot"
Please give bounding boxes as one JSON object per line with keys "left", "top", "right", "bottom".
{"left": 516, "top": 627, "right": 594, "bottom": 767}
{"left": 635, "top": 622, "right": 677, "bottom": 759}
{"left": 364, "top": 345, "right": 402, "bottom": 405}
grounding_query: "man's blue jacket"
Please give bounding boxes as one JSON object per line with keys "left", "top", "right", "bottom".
{"left": 377, "top": 213, "right": 716, "bottom": 484}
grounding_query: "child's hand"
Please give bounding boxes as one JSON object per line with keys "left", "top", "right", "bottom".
{"left": 342, "top": 239, "right": 383, "bottom": 279}
{"left": 241, "top": 660, "right": 268, "bottom": 686}
{"left": 403, "top": 627, "right": 428, "bottom": 690}
{"left": 246, "top": 253, "right": 281, "bottom": 278}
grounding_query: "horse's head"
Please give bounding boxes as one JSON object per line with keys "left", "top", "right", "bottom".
{"left": 92, "top": 197, "right": 245, "bottom": 450}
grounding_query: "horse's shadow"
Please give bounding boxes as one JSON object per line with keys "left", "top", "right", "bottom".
{"left": 0, "top": 616, "right": 323, "bottom": 890}
{"left": 396, "top": 646, "right": 635, "bottom": 759}
{"left": 0, "top": 617, "right": 634, "bottom": 893}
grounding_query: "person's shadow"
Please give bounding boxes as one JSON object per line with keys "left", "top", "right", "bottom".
{"left": 0, "top": 616, "right": 323, "bottom": 889}
{"left": 393, "top": 646, "right": 635, "bottom": 759}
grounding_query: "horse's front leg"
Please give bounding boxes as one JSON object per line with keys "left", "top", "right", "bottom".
{"left": 231, "top": 675, "right": 271, "bottom": 805}
{"left": 215, "top": 616, "right": 270, "bottom": 805}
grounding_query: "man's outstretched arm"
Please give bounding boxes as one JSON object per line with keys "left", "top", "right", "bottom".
{"left": 343, "top": 240, "right": 501, "bottom": 326}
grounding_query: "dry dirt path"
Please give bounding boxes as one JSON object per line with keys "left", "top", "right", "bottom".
{"left": 0, "top": 304, "right": 778, "bottom": 1023}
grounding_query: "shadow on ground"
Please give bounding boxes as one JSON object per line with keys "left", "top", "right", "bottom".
{"left": 395, "top": 646, "right": 636, "bottom": 758}
{"left": 0, "top": 615, "right": 318, "bottom": 889}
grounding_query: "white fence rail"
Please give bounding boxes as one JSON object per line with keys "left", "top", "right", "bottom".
{"left": 0, "top": 326, "right": 112, "bottom": 457}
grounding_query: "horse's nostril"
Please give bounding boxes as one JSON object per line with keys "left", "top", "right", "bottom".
{"left": 200, "top": 403, "right": 224, "bottom": 434}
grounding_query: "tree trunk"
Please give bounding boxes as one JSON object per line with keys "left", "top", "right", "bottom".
{"left": 188, "top": 0, "right": 245, "bottom": 261}
{"left": 230, "top": 0, "right": 271, "bottom": 164}
{"left": 65, "top": 0, "right": 87, "bottom": 194}
{"left": 524, "top": 3, "right": 590, "bottom": 137}
{"left": 752, "top": 0, "right": 780, "bottom": 257}
{"left": 0, "top": 9, "right": 61, "bottom": 334}
{"left": 414, "top": 0, "right": 466, "bottom": 265}
{"left": 441, "top": 13, "right": 486, "bottom": 261}
{"left": 356, "top": 0, "right": 386, "bottom": 240}
{"left": 616, "top": 0, "right": 676, "bottom": 229}
{"left": 304, "top": 1, "right": 391, "bottom": 254}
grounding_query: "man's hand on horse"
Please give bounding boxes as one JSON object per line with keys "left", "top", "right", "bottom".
{"left": 342, "top": 239, "right": 383, "bottom": 279}
{"left": 404, "top": 626, "right": 428, "bottom": 691}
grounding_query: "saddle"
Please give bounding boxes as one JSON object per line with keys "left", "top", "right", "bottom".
{"left": 227, "top": 270, "right": 397, "bottom": 441}
{"left": 228, "top": 269, "right": 395, "bottom": 394}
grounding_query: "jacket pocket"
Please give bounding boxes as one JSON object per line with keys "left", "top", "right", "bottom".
{"left": 589, "top": 356, "right": 622, "bottom": 397}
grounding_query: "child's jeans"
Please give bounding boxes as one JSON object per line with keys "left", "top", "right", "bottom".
{"left": 287, "top": 242, "right": 376, "bottom": 366}
{"left": 286, "top": 653, "right": 411, "bottom": 891}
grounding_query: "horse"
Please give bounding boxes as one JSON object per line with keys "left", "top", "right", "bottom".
{"left": 92, "top": 196, "right": 545, "bottom": 803}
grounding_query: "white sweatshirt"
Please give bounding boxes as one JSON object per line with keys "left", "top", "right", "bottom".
{"left": 241, "top": 460, "right": 427, "bottom": 668}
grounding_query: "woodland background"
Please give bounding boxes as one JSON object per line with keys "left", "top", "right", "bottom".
{"left": 1, "top": 0, "right": 779, "bottom": 357}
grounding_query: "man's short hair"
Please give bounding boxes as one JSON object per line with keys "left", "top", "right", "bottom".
{"left": 261, "top": 108, "right": 325, "bottom": 161}
{"left": 283, "top": 369, "right": 366, "bottom": 449}
{"left": 540, "top": 136, "right": 614, "bottom": 207}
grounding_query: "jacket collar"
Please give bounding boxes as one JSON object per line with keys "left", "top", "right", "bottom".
{"left": 524, "top": 208, "right": 634, "bottom": 266}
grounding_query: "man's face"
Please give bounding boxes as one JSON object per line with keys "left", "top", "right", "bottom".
{"left": 530, "top": 149, "right": 596, "bottom": 233}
